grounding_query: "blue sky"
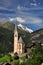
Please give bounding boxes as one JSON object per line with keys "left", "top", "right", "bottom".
{"left": 0, "top": 0, "right": 43, "bottom": 31}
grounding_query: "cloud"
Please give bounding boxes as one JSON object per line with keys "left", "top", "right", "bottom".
{"left": 27, "top": 17, "right": 42, "bottom": 24}
{"left": 9, "top": 16, "right": 42, "bottom": 24}
{"left": 30, "top": 3, "right": 37, "bottom": 6}
{"left": 9, "top": 17, "right": 25, "bottom": 23}
{"left": 14, "top": 17, "right": 25, "bottom": 23}
{"left": 9, "top": 18, "right": 14, "bottom": 21}
{"left": 17, "top": 5, "right": 43, "bottom": 11}
{"left": 17, "top": 6, "right": 27, "bottom": 11}
{"left": 17, "top": 6, "right": 21, "bottom": 10}
{"left": 0, "top": 7, "right": 14, "bottom": 12}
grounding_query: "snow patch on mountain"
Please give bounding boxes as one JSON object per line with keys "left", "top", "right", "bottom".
{"left": 18, "top": 24, "right": 33, "bottom": 33}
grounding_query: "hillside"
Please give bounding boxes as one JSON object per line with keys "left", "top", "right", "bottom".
{"left": 0, "top": 22, "right": 31, "bottom": 54}
{"left": 0, "top": 21, "right": 14, "bottom": 31}
{"left": 31, "top": 28, "right": 43, "bottom": 42}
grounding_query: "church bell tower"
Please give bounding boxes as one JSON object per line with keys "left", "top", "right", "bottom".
{"left": 14, "top": 24, "right": 18, "bottom": 53}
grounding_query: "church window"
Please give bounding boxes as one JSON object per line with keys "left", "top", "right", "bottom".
{"left": 19, "top": 44, "right": 21, "bottom": 49}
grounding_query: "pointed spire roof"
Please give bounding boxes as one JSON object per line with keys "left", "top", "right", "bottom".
{"left": 18, "top": 37, "right": 24, "bottom": 43}
{"left": 14, "top": 24, "right": 17, "bottom": 32}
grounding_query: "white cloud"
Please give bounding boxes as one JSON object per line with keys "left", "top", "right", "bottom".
{"left": 9, "top": 16, "right": 42, "bottom": 24}
{"left": 9, "top": 18, "right": 14, "bottom": 21}
{"left": 17, "top": 6, "right": 26, "bottom": 11}
{"left": 17, "top": 6, "right": 21, "bottom": 10}
{"left": 30, "top": 3, "right": 37, "bottom": 6}
{"left": 0, "top": 7, "right": 14, "bottom": 11}
{"left": 17, "top": 5, "right": 43, "bottom": 11}
{"left": 9, "top": 17, "right": 25, "bottom": 23}
{"left": 15, "top": 17, "right": 25, "bottom": 23}
{"left": 27, "top": 17, "right": 42, "bottom": 24}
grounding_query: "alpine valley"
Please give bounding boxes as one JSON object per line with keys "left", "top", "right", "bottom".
{"left": 0, "top": 21, "right": 43, "bottom": 53}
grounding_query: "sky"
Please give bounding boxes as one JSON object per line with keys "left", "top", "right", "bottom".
{"left": 0, "top": 0, "right": 43, "bottom": 31}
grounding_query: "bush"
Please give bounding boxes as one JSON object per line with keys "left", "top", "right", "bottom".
{"left": 14, "top": 55, "right": 19, "bottom": 60}
{"left": 25, "top": 54, "right": 28, "bottom": 59}
{"left": 0, "top": 55, "right": 13, "bottom": 62}
{"left": 20, "top": 56, "right": 26, "bottom": 60}
{"left": 14, "top": 60, "right": 20, "bottom": 65}
{"left": 0, "top": 55, "right": 10, "bottom": 62}
{"left": 20, "top": 62, "right": 26, "bottom": 65}
{"left": 0, "top": 54, "right": 4, "bottom": 58}
{"left": 8, "top": 54, "right": 13, "bottom": 61}
{"left": 14, "top": 52, "right": 19, "bottom": 60}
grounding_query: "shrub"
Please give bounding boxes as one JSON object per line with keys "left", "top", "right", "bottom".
{"left": 25, "top": 54, "right": 28, "bottom": 59}
{"left": 20, "top": 56, "right": 26, "bottom": 60}
{"left": 14, "top": 60, "right": 20, "bottom": 65}
{"left": 14, "top": 55, "right": 19, "bottom": 59}
{"left": 0, "top": 54, "right": 4, "bottom": 58}
{"left": 14, "top": 52, "right": 19, "bottom": 60}
{"left": 0, "top": 55, "right": 10, "bottom": 62}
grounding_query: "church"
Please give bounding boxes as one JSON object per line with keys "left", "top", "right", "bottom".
{"left": 14, "top": 24, "right": 25, "bottom": 55}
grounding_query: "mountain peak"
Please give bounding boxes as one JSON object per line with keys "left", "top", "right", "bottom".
{"left": 18, "top": 24, "right": 33, "bottom": 33}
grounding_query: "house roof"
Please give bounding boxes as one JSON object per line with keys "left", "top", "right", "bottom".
{"left": 18, "top": 37, "right": 24, "bottom": 44}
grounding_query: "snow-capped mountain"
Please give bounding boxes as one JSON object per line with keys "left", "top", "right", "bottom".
{"left": 18, "top": 24, "right": 33, "bottom": 33}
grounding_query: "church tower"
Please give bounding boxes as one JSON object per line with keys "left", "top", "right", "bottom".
{"left": 14, "top": 24, "right": 18, "bottom": 53}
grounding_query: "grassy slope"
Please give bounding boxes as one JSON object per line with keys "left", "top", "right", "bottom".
{"left": 31, "top": 28, "right": 43, "bottom": 41}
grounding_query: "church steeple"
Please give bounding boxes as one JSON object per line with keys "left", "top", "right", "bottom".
{"left": 14, "top": 24, "right": 18, "bottom": 53}
{"left": 13, "top": 24, "right": 25, "bottom": 55}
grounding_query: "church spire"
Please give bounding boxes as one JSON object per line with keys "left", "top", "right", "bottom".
{"left": 14, "top": 24, "right": 17, "bottom": 33}
{"left": 14, "top": 24, "right": 18, "bottom": 53}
